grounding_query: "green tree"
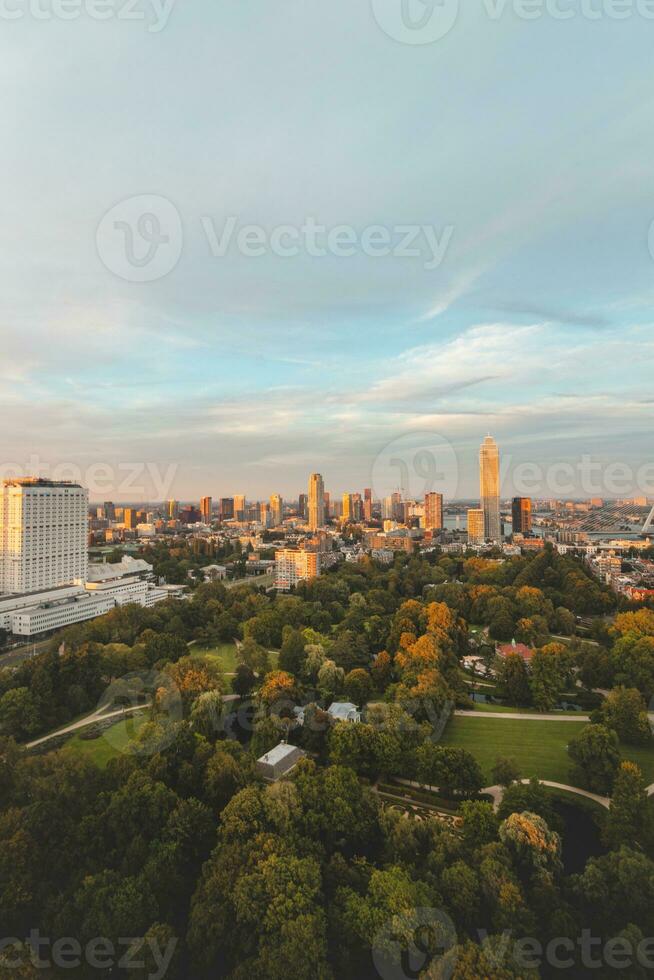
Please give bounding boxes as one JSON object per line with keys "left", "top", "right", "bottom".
{"left": 491, "top": 757, "right": 521, "bottom": 787}
{"left": 568, "top": 724, "right": 621, "bottom": 794}
{"left": 604, "top": 761, "right": 654, "bottom": 853}
{"left": 598, "top": 686, "right": 652, "bottom": 745}
{"left": 494, "top": 653, "right": 531, "bottom": 706}
{"left": 343, "top": 668, "right": 373, "bottom": 706}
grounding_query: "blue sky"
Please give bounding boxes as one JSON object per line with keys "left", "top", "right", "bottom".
{"left": 1, "top": 0, "right": 654, "bottom": 500}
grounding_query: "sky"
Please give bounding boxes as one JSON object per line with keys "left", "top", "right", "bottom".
{"left": 2, "top": 0, "right": 654, "bottom": 502}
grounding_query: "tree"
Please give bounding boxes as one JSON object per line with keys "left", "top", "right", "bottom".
{"left": 189, "top": 690, "right": 225, "bottom": 740}
{"left": 494, "top": 653, "right": 531, "bottom": 706}
{"left": 415, "top": 744, "right": 483, "bottom": 797}
{"left": 604, "top": 761, "right": 654, "bottom": 853}
{"left": 232, "top": 663, "right": 256, "bottom": 698}
{"left": 499, "top": 811, "right": 562, "bottom": 880}
{"left": 568, "top": 724, "right": 620, "bottom": 794}
{"left": 344, "top": 668, "right": 373, "bottom": 707}
{"left": 459, "top": 800, "right": 499, "bottom": 848}
{"left": 529, "top": 647, "right": 566, "bottom": 712}
{"left": 492, "top": 757, "right": 521, "bottom": 788}
{"left": 498, "top": 777, "right": 561, "bottom": 832}
{"left": 238, "top": 637, "right": 270, "bottom": 675}
{"left": 316, "top": 660, "right": 345, "bottom": 703}
{"left": 258, "top": 671, "right": 299, "bottom": 711}
{"left": 598, "top": 687, "right": 652, "bottom": 745}
{"left": 0, "top": 688, "right": 40, "bottom": 741}
{"left": 278, "top": 627, "right": 307, "bottom": 677}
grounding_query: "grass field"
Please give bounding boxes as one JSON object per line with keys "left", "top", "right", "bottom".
{"left": 64, "top": 714, "right": 148, "bottom": 768}
{"left": 441, "top": 716, "right": 654, "bottom": 785}
{"left": 190, "top": 642, "right": 239, "bottom": 673}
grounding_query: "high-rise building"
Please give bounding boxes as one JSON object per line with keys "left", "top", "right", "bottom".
{"left": 259, "top": 501, "right": 271, "bottom": 527}
{"left": 200, "top": 496, "right": 213, "bottom": 523}
{"left": 424, "top": 492, "right": 443, "bottom": 531}
{"left": 103, "top": 501, "right": 116, "bottom": 521}
{"left": 123, "top": 508, "right": 138, "bottom": 530}
{"left": 342, "top": 492, "right": 359, "bottom": 523}
{"left": 0, "top": 478, "right": 88, "bottom": 594}
{"left": 512, "top": 497, "right": 532, "bottom": 536}
{"left": 467, "top": 508, "right": 485, "bottom": 545}
{"left": 233, "top": 495, "right": 246, "bottom": 521}
{"left": 166, "top": 499, "right": 179, "bottom": 519}
{"left": 480, "top": 435, "right": 501, "bottom": 542}
{"left": 220, "top": 498, "right": 234, "bottom": 521}
{"left": 270, "top": 493, "right": 283, "bottom": 526}
{"left": 323, "top": 491, "right": 331, "bottom": 520}
{"left": 275, "top": 548, "right": 321, "bottom": 591}
{"left": 308, "top": 473, "right": 325, "bottom": 531}
{"left": 298, "top": 493, "right": 308, "bottom": 520}
{"left": 363, "top": 488, "right": 373, "bottom": 522}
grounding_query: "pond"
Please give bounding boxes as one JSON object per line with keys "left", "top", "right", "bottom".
{"left": 553, "top": 798, "right": 606, "bottom": 874}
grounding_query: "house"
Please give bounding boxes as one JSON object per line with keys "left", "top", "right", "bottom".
{"left": 203, "top": 564, "right": 228, "bottom": 581}
{"left": 327, "top": 702, "right": 361, "bottom": 723}
{"left": 497, "top": 639, "right": 535, "bottom": 664}
{"left": 256, "top": 743, "right": 306, "bottom": 781}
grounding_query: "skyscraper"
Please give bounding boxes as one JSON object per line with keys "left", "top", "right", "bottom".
{"left": 166, "top": 499, "right": 179, "bottom": 519}
{"left": 200, "top": 496, "right": 213, "bottom": 523}
{"left": 363, "top": 488, "right": 372, "bottom": 522}
{"left": 298, "top": 493, "right": 308, "bottom": 520}
{"left": 342, "top": 492, "right": 355, "bottom": 523}
{"left": 479, "top": 435, "right": 501, "bottom": 542}
{"left": 220, "top": 498, "right": 234, "bottom": 521}
{"left": 308, "top": 473, "right": 325, "bottom": 531}
{"left": 0, "top": 478, "right": 88, "bottom": 594}
{"left": 512, "top": 497, "right": 532, "bottom": 536}
{"left": 270, "top": 493, "right": 283, "bottom": 526}
{"left": 233, "top": 494, "right": 246, "bottom": 520}
{"left": 424, "top": 492, "right": 443, "bottom": 531}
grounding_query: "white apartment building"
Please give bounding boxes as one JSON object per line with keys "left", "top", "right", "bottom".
{"left": 0, "top": 479, "right": 88, "bottom": 594}
{"left": 275, "top": 548, "right": 321, "bottom": 591}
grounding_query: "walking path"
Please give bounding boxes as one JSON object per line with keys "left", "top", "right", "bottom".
{"left": 25, "top": 692, "right": 240, "bottom": 750}
{"left": 454, "top": 709, "right": 589, "bottom": 722}
{"left": 394, "top": 776, "right": 611, "bottom": 811}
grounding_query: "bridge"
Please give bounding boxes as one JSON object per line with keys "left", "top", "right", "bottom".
{"left": 643, "top": 502, "right": 654, "bottom": 536}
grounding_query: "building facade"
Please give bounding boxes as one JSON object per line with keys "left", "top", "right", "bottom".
{"left": 467, "top": 508, "right": 485, "bottom": 545}
{"left": 275, "top": 548, "right": 321, "bottom": 591}
{"left": 512, "top": 496, "right": 532, "bottom": 535}
{"left": 424, "top": 492, "right": 444, "bottom": 531}
{"left": 0, "top": 479, "right": 88, "bottom": 595}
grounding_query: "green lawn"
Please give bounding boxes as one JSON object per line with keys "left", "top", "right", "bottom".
{"left": 190, "top": 642, "right": 239, "bottom": 673}
{"left": 64, "top": 715, "right": 148, "bottom": 768}
{"left": 441, "top": 716, "right": 654, "bottom": 786}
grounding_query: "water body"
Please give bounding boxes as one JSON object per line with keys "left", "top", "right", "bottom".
{"left": 554, "top": 799, "right": 605, "bottom": 874}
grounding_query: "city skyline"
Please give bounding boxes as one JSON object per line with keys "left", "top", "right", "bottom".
{"left": 3, "top": 7, "right": 654, "bottom": 500}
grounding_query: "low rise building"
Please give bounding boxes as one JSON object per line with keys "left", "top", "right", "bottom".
{"left": 256, "top": 743, "right": 306, "bottom": 781}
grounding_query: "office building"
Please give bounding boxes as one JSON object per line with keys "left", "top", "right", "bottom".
{"left": 480, "top": 435, "right": 501, "bottom": 542}
{"left": 467, "top": 508, "right": 485, "bottom": 545}
{"left": 123, "top": 508, "right": 138, "bottom": 530}
{"left": 364, "top": 488, "right": 373, "bottom": 522}
{"left": 0, "top": 478, "right": 88, "bottom": 595}
{"left": 342, "top": 492, "right": 356, "bottom": 523}
{"left": 166, "top": 499, "right": 179, "bottom": 519}
{"left": 200, "top": 496, "right": 213, "bottom": 523}
{"left": 298, "top": 493, "right": 308, "bottom": 519}
{"left": 220, "top": 498, "right": 234, "bottom": 521}
{"left": 512, "top": 497, "right": 532, "bottom": 536}
{"left": 270, "top": 493, "right": 283, "bottom": 526}
{"left": 308, "top": 473, "right": 325, "bottom": 531}
{"left": 424, "top": 492, "right": 443, "bottom": 531}
{"left": 233, "top": 494, "right": 246, "bottom": 521}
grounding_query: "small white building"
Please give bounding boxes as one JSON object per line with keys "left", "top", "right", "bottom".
{"left": 256, "top": 743, "right": 306, "bottom": 781}
{"left": 327, "top": 702, "right": 361, "bottom": 723}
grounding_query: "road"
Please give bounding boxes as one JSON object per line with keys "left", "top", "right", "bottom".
{"left": 394, "top": 776, "right": 612, "bottom": 811}
{"left": 0, "top": 637, "right": 52, "bottom": 669}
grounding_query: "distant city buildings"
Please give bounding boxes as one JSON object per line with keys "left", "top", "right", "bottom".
{"left": 275, "top": 547, "right": 321, "bottom": 591}
{"left": 270, "top": 493, "right": 283, "bottom": 526}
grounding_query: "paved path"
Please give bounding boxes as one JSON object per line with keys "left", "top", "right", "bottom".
{"left": 25, "top": 692, "right": 240, "bottom": 750}
{"left": 26, "top": 703, "right": 149, "bottom": 749}
{"left": 454, "top": 709, "right": 589, "bottom": 722}
{"left": 395, "top": 777, "right": 611, "bottom": 811}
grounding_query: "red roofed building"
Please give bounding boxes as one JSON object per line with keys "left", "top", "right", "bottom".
{"left": 497, "top": 639, "right": 536, "bottom": 663}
